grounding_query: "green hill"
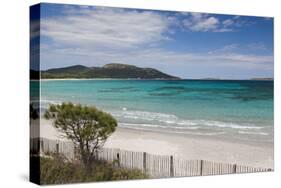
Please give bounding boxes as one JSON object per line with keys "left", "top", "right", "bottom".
{"left": 41, "top": 63, "right": 180, "bottom": 79}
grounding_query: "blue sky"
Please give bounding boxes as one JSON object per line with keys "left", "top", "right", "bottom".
{"left": 32, "top": 3, "right": 274, "bottom": 79}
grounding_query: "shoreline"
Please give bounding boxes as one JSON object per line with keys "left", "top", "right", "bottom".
{"left": 35, "top": 119, "right": 273, "bottom": 169}
{"left": 39, "top": 78, "right": 274, "bottom": 81}
{"left": 39, "top": 78, "right": 181, "bottom": 81}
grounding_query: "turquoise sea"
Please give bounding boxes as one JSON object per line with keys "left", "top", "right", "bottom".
{"left": 35, "top": 80, "right": 273, "bottom": 143}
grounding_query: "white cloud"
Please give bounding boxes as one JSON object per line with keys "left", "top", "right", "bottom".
{"left": 30, "top": 20, "right": 40, "bottom": 40}
{"left": 41, "top": 7, "right": 172, "bottom": 50}
{"left": 208, "top": 43, "right": 269, "bottom": 55}
{"left": 182, "top": 13, "right": 253, "bottom": 32}
{"left": 208, "top": 44, "right": 239, "bottom": 54}
{"left": 183, "top": 13, "right": 220, "bottom": 32}
{"left": 247, "top": 42, "right": 268, "bottom": 51}
{"left": 223, "top": 19, "right": 234, "bottom": 27}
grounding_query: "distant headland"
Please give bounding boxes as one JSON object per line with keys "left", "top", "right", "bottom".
{"left": 34, "top": 63, "right": 180, "bottom": 80}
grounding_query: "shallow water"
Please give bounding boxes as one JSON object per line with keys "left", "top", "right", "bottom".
{"left": 35, "top": 79, "right": 273, "bottom": 143}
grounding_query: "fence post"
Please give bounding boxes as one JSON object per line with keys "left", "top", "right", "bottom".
{"left": 170, "top": 155, "right": 174, "bottom": 177}
{"left": 200, "top": 160, "right": 203, "bottom": 176}
{"left": 117, "top": 153, "right": 120, "bottom": 168}
{"left": 233, "top": 164, "right": 237, "bottom": 173}
{"left": 95, "top": 150, "right": 99, "bottom": 160}
{"left": 40, "top": 140, "right": 44, "bottom": 153}
{"left": 37, "top": 138, "right": 40, "bottom": 154}
{"left": 56, "top": 143, "right": 59, "bottom": 154}
{"left": 143, "top": 152, "right": 147, "bottom": 173}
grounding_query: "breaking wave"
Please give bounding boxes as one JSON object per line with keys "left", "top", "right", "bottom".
{"left": 111, "top": 110, "right": 264, "bottom": 131}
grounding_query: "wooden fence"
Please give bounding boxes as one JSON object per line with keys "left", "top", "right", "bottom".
{"left": 30, "top": 138, "right": 272, "bottom": 178}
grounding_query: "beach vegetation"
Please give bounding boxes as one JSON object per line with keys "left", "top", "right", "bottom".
{"left": 33, "top": 154, "right": 148, "bottom": 184}
{"left": 44, "top": 102, "right": 118, "bottom": 171}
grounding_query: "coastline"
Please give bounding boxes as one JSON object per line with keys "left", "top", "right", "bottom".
{"left": 36, "top": 119, "right": 273, "bottom": 169}
{"left": 40, "top": 78, "right": 137, "bottom": 81}
{"left": 40, "top": 78, "right": 181, "bottom": 81}
{"left": 39, "top": 78, "right": 274, "bottom": 81}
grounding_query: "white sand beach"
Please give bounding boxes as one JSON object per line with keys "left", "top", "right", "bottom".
{"left": 34, "top": 119, "right": 273, "bottom": 169}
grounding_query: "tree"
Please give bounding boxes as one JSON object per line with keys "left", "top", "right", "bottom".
{"left": 30, "top": 103, "right": 39, "bottom": 119}
{"left": 44, "top": 102, "right": 117, "bottom": 170}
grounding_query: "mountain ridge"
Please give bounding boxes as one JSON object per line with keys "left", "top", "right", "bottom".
{"left": 40, "top": 63, "right": 180, "bottom": 79}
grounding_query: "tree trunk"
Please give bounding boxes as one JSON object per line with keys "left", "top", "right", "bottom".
{"left": 80, "top": 151, "right": 93, "bottom": 172}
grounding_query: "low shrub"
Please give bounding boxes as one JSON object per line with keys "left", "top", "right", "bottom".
{"left": 34, "top": 155, "right": 148, "bottom": 185}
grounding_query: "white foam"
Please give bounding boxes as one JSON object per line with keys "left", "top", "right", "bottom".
{"left": 40, "top": 99, "right": 61, "bottom": 105}
{"left": 39, "top": 99, "right": 62, "bottom": 111}
{"left": 114, "top": 110, "right": 178, "bottom": 121}
{"left": 238, "top": 131, "right": 269, "bottom": 136}
{"left": 191, "top": 120, "right": 263, "bottom": 130}
{"left": 120, "top": 122, "right": 199, "bottom": 130}
{"left": 112, "top": 110, "right": 264, "bottom": 130}
{"left": 120, "top": 123, "right": 225, "bottom": 136}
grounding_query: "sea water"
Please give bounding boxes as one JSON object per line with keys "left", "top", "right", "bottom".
{"left": 36, "top": 80, "right": 273, "bottom": 143}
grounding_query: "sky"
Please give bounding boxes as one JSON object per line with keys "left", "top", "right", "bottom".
{"left": 31, "top": 3, "right": 274, "bottom": 79}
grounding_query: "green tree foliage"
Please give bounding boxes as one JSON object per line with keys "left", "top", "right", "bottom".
{"left": 44, "top": 102, "right": 118, "bottom": 170}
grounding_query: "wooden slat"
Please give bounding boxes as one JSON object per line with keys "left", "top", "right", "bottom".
{"left": 30, "top": 138, "right": 272, "bottom": 177}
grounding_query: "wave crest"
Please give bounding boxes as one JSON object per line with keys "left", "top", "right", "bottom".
{"left": 111, "top": 110, "right": 263, "bottom": 130}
